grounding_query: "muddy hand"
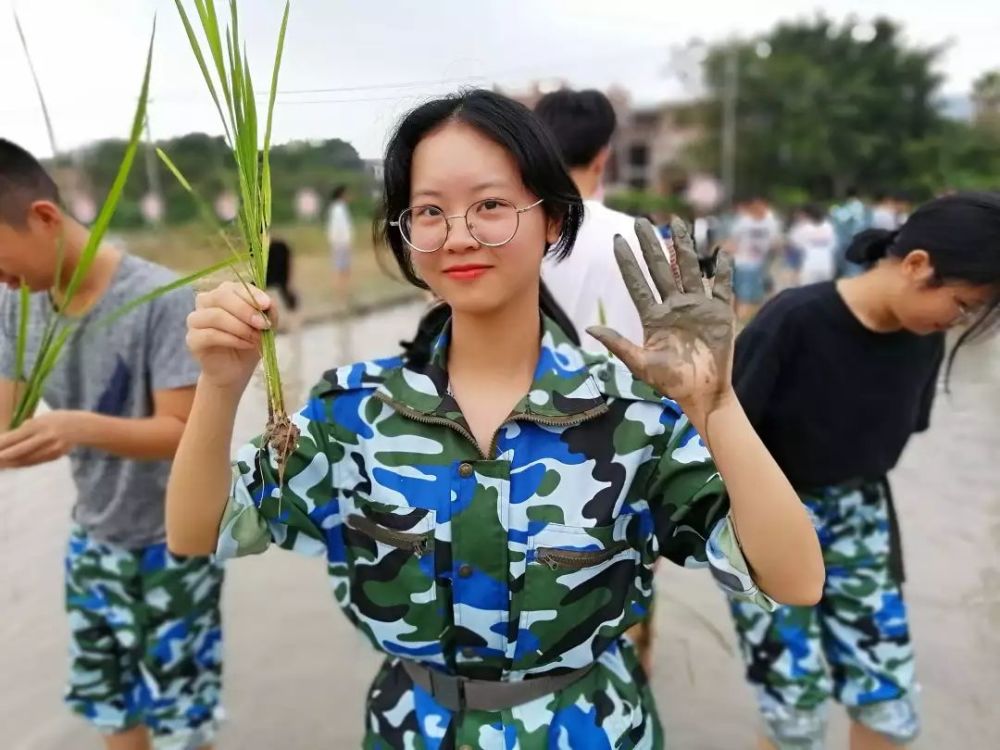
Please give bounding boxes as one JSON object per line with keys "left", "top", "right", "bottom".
{"left": 587, "top": 217, "right": 736, "bottom": 422}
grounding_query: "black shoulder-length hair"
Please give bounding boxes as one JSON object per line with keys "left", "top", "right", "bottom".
{"left": 375, "top": 89, "right": 585, "bottom": 365}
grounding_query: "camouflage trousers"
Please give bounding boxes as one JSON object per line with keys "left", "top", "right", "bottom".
{"left": 729, "top": 480, "right": 918, "bottom": 748}
{"left": 363, "top": 637, "right": 665, "bottom": 749}
{"left": 65, "top": 526, "right": 225, "bottom": 749}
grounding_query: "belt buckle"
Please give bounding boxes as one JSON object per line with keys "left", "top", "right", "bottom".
{"left": 429, "top": 669, "right": 466, "bottom": 711}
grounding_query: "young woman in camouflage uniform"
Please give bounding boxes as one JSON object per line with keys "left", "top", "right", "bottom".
{"left": 730, "top": 192, "right": 1000, "bottom": 750}
{"left": 166, "top": 90, "right": 824, "bottom": 749}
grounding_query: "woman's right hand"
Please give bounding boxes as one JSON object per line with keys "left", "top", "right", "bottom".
{"left": 186, "top": 281, "right": 273, "bottom": 392}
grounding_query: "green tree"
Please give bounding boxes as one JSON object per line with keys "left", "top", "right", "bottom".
{"left": 692, "top": 16, "right": 947, "bottom": 201}
{"left": 972, "top": 69, "right": 1000, "bottom": 131}
{"left": 50, "top": 133, "right": 370, "bottom": 227}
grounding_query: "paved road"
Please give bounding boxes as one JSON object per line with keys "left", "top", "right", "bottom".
{"left": 2, "top": 303, "right": 998, "bottom": 749}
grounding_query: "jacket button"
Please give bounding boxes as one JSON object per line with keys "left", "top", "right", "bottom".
{"left": 458, "top": 462, "right": 474, "bottom": 478}
{"left": 458, "top": 564, "right": 473, "bottom": 578}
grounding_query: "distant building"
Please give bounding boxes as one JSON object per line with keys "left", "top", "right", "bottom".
{"left": 498, "top": 81, "right": 705, "bottom": 197}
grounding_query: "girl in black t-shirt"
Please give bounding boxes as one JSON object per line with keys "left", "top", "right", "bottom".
{"left": 729, "top": 192, "right": 1000, "bottom": 750}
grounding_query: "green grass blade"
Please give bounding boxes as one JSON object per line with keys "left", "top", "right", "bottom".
{"left": 173, "top": 0, "right": 232, "bottom": 143}
{"left": 262, "top": 2, "right": 289, "bottom": 159}
{"left": 156, "top": 148, "right": 250, "bottom": 266}
{"left": 52, "top": 233, "right": 66, "bottom": 310}
{"left": 91, "top": 258, "right": 236, "bottom": 331}
{"left": 12, "top": 323, "right": 73, "bottom": 427}
{"left": 14, "top": 12, "right": 58, "bottom": 156}
{"left": 193, "top": 0, "right": 235, "bottom": 124}
{"left": 155, "top": 147, "right": 195, "bottom": 192}
{"left": 15, "top": 283, "right": 30, "bottom": 382}
{"left": 61, "top": 23, "right": 155, "bottom": 304}
{"left": 261, "top": 2, "right": 290, "bottom": 234}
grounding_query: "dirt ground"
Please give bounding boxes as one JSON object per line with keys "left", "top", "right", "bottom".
{"left": 2, "top": 303, "right": 997, "bottom": 749}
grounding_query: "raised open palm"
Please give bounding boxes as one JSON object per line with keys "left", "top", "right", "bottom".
{"left": 588, "top": 217, "right": 736, "bottom": 423}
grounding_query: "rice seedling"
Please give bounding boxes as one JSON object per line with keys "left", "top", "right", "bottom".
{"left": 7, "top": 27, "right": 157, "bottom": 428}
{"left": 6, "top": 23, "right": 234, "bottom": 430}
{"left": 171, "top": 0, "right": 298, "bottom": 478}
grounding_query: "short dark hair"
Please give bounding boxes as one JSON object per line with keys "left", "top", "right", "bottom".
{"left": 378, "top": 89, "right": 584, "bottom": 364}
{"left": 378, "top": 88, "right": 583, "bottom": 287}
{"left": 0, "top": 138, "right": 60, "bottom": 226}
{"left": 330, "top": 184, "right": 347, "bottom": 201}
{"left": 533, "top": 89, "right": 617, "bottom": 169}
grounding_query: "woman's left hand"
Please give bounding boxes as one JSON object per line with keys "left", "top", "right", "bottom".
{"left": 588, "top": 217, "right": 737, "bottom": 430}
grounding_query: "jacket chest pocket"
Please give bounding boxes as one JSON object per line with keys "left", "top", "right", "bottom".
{"left": 341, "top": 496, "right": 444, "bottom": 663}
{"left": 515, "top": 515, "right": 640, "bottom": 672}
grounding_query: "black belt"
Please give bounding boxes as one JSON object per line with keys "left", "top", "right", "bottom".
{"left": 400, "top": 660, "right": 594, "bottom": 712}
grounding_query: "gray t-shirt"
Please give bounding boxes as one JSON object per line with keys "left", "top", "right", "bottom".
{"left": 0, "top": 254, "right": 199, "bottom": 548}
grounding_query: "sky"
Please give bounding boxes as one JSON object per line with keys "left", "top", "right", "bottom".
{"left": 2, "top": 0, "right": 997, "bottom": 160}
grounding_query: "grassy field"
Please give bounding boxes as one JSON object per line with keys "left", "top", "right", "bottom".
{"left": 114, "top": 222, "right": 420, "bottom": 321}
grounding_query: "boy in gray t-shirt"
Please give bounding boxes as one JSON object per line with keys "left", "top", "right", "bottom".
{"left": 0, "top": 139, "right": 223, "bottom": 750}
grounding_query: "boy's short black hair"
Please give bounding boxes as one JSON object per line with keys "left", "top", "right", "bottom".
{"left": 0, "top": 138, "right": 60, "bottom": 226}
{"left": 533, "top": 89, "right": 617, "bottom": 169}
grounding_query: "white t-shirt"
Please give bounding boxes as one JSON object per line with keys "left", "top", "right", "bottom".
{"left": 788, "top": 219, "right": 838, "bottom": 283}
{"left": 542, "top": 200, "right": 658, "bottom": 354}
{"left": 326, "top": 201, "right": 353, "bottom": 246}
{"left": 729, "top": 212, "right": 782, "bottom": 268}
{"left": 871, "top": 205, "right": 899, "bottom": 231}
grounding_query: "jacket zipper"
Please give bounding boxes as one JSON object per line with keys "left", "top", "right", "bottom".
{"left": 347, "top": 515, "right": 432, "bottom": 557}
{"left": 485, "top": 403, "right": 610, "bottom": 458}
{"left": 535, "top": 540, "right": 631, "bottom": 570}
{"left": 375, "top": 391, "right": 610, "bottom": 460}
{"left": 373, "top": 391, "right": 488, "bottom": 458}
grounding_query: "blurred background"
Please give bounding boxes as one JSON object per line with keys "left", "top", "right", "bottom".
{"left": 1, "top": 1, "right": 998, "bottom": 748}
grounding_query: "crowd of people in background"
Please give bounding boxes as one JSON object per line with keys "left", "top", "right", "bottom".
{"left": 671, "top": 190, "right": 918, "bottom": 323}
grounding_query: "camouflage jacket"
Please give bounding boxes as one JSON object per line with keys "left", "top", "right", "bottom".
{"left": 218, "top": 316, "right": 772, "bottom": 742}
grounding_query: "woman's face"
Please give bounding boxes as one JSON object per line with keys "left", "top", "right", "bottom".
{"left": 405, "top": 121, "right": 560, "bottom": 317}
{"left": 891, "top": 250, "right": 998, "bottom": 334}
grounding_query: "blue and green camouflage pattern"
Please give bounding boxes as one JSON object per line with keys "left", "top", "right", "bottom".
{"left": 65, "top": 526, "right": 224, "bottom": 750}
{"left": 728, "top": 480, "right": 918, "bottom": 748}
{"left": 219, "top": 315, "right": 773, "bottom": 748}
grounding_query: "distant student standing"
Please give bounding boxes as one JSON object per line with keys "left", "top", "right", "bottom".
{"left": 534, "top": 88, "right": 658, "bottom": 353}
{"left": 729, "top": 192, "right": 1000, "bottom": 750}
{"left": 326, "top": 184, "right": 354, "bottom": 304}
{"left": 726, "top": 196, "right": 782, "bottom": 320}
{"left": 788, "top": 204, "right": 838, "bottom": 286}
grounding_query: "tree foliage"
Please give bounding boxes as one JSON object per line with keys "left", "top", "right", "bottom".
{"left": 690, "top": 16, "right": 1000, "bottom": 201}
{"left": 51, "top": 134, "right": 370, "bottom": 226}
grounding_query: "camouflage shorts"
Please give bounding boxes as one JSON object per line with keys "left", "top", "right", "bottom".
{"left": 729, "top": 481, "right": 919, "bottom": 748}
{"left": 65, "top": 526, "right": 225, "bottom": 750}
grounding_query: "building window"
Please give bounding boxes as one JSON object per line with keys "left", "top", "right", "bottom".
{"left": 628, "top": 143, "right": 649, "bottom": 167}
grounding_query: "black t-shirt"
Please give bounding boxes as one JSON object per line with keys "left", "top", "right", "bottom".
{"left": 734, "top": 282, "right": 945, "bottom": 490}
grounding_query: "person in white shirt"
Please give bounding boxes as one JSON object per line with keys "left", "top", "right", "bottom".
{"left": 726, "top": 197, "right": 783, "bottom": 320}
{"left": 535, "top": 88, "right": 669, "bottom": 673}
{"left": 871, "top": 193, "right": 900, "bottom": 231}
{"left": 327, "top": 184, "right": 354, "bottom": 303}
{"left": 534, "top": 89, "right": 657, "bottom": 354}
{"left": 787, "top": 204, "right": 839, "bottom": 286}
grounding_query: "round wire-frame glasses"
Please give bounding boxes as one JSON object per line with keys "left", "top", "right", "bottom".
{"left": 390, "top": 197, "right": 544, "bottom": 253}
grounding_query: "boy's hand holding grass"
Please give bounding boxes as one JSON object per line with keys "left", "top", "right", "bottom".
{"left": 0, "top": 410, "right": 82, "bottom": 468}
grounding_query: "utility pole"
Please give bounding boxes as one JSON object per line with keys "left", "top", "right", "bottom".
{"left": 721, "top": 45, "right": 739, "bottom": 209}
